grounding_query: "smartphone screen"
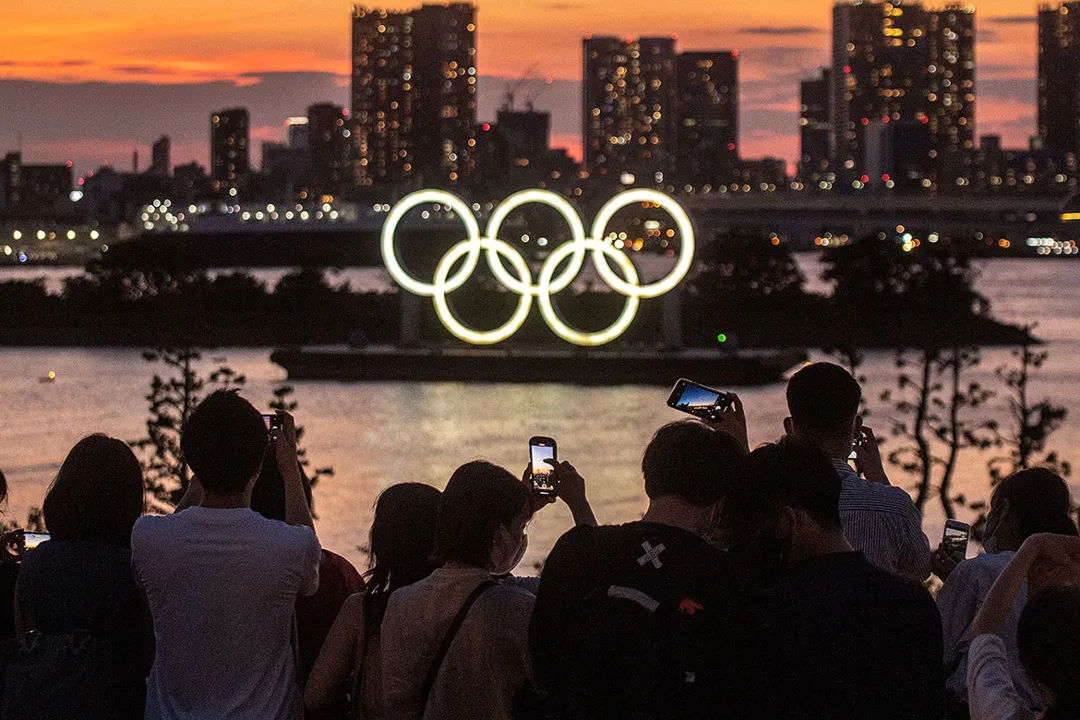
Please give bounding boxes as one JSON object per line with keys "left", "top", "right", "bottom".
{"left": 263, "top": 413, "right": 281, "bottom": 438}
{"left": 23, "top": 533, "right": 50, "bottom": 549}
{"left": 943, "top": 521, "right": 970, "bottom": 560}
{"left": 530, "top": 438, "right": 557, "bottom": 495}
{"left": 667, "top": 379, "right": 731, "bottom": 419}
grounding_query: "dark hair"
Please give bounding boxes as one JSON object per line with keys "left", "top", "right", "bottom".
{"left": 367, "top": 483, "right": 442, "bottom": 595}
{"left": 786, "top": 363, "right": 862, "bottom": 439}
{"left": 181, "top": 390, "right": 268, "bottom": 495}
{"left": 43, "top": 435, "right": 144, "bottom": 546}
{"left": 993, "top": 468, "right": 1077, "bottom": 540}
{"left": 249, "top": 456, "right": 313, "bottom": 523}
{"left": 732, "top": 438, "right": 843, "bottom": 531}
{"left": 642, "top": 421, "right": 748, "bottom": 507}
{"left": 434, "top": 461, "right": 530, "bottom": 567}
{"left": 1018, "top": 586, "right": 1080, "bottom": 717}
{"left": 0, "top": 468, "right": 7, "bottom": 506}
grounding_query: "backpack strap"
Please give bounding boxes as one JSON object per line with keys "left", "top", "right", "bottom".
{"left": 419, "top": 579, "right": 497, "bottom": 714}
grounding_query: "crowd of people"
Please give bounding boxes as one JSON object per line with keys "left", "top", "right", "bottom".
{"left": 0, "top": 362, "right": 1078, "bottom": 720}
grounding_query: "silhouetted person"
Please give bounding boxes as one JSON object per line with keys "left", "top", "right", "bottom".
{"left": 249, "top": 450, "right": 364, "bottom": 696}
{"left": 968, "top": 533, "right": 1080, "bottom": 720}
{"left": 132, "top": 391, "right": 320, "bottom": 720}
{"left": 937, "top": 468, "right": 1077, "bottom": 717}
{"left": 13, "top": 435, "right": 149, "bottom": 719}
{"left": 306, "top": 483, "right": 442, "bottom": 720}
{"left": 785, "top": 362, "right": 931, "bottom": 582}
{"left": 0, "top": 466, "right": 18, "bottom": 642}
{"left": 530, "top": 420, "right": 749, "bottom": 720}
{"left": 381, "top": 459, "right": 590, "bottom": 720}
{"left": 728, "top": 438, "right": 945, "bottom": 720}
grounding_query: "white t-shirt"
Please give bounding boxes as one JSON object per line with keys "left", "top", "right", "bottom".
{"left": 132, "top": 507, "right": 321, "bottom": 720}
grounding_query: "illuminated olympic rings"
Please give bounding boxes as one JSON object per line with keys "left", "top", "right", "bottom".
{"left": 380, "top": 188, "right": 696, "bottom": 346}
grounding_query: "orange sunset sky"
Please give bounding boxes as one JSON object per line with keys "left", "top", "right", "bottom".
{"left": 0, "top": 0, "right": 1043, "bottom": 176}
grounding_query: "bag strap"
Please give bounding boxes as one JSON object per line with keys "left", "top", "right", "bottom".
{"left": 419, "top": 579, "right": 497, "bottom": 714}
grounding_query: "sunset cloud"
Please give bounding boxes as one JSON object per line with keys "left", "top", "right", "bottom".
{"left": 0, "top": 0, "right": 1045, "bottom": 173}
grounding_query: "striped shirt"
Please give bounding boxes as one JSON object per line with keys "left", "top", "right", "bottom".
{"left": 832, "top": 459, "right": 932, "bottom": 584}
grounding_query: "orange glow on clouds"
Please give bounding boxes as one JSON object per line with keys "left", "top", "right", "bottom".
{"left": 0, "top": 0, "right": 1047, "bottom": 162}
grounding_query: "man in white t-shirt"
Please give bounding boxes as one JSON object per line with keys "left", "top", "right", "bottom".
{"left": 132, "top": 390, "right": 321, "bottom": 720}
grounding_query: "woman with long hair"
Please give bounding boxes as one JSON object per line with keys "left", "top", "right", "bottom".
{"left": 305, "top": 482, "right": 442, "bottom": 720}
{"left": 15, "top": 434, "right": 149, "bottom": 718}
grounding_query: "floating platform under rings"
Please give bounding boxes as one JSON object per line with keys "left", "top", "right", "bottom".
{"left": 269, "top": 345, "right": 807, "bottom": 387}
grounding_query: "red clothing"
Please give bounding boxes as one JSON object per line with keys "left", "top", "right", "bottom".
{"left": 297, "top": 550, "right": 365, "bottom": 681}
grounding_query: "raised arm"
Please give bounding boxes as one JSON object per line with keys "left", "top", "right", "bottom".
{"left": 276, "top": 412, "right": 314, "bottom": 529}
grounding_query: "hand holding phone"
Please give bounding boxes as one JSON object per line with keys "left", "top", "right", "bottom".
{"left": 263, "top": 413, "right": 283, "bottom": 441}
{"left": 667, "top": 379, "right": 733, "bottom": 421}
{"left": 943, "top": 520, "right": 970, "bottom": 563}
{"left": 529, "top": 437, "right": 557, "bottom": 497}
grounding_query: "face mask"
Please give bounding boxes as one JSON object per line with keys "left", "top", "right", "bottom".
{"left": 491, "top": 526, "right": 528, "bottom": 576}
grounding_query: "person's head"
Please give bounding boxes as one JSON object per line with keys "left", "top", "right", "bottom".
{"left": 249, "top": 456, "right": 313, "bottom": 522}
{"left": 435, "top": 461, "right": 531, "bottom": 574}
{"left": 985, "top": 468, "right": 1077, "bottom": 552}
{"left": 181, "top": 390, "right": 268, "bottom": 497}
{"left": 725, "top": 438, "right": 845, "bottom": 576}
{"left": 1018, "top": 586, "right": 1080, "bottom": 717}
{"left": 784, "top": 362, "right": 862, "bottom": 458}
{"left": 0, "top": 467, "right": 7, "bottom": 507}
{"left": 43, "top": 434, "right": 144, "bottom": 546}
{"left": 641, "top": 420, "right": 748, "bottom": 536}
{"left": 368, "top": 483, "right": 442, "bottom": 595}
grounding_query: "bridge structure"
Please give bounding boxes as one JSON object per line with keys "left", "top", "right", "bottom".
{"left": 679, "top": 193, "right": 1075, "bottom": 247}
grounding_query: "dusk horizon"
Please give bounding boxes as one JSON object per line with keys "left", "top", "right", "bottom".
{"left": 0, "top": 0, "right": 1041, "bottom": 178}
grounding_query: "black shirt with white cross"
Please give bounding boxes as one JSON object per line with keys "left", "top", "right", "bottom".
{"left": 529, "top": 521, "right": 746, "bottom": 720}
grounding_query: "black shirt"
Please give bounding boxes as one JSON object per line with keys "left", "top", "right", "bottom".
{"left": 530, "top": 521, "right": 744, "bottom": 720}
{"left": 750, "top": 551, "right": 945, "bottom": 720}
{"left": 17, "top": 538, "right": 150, "bottom": 718}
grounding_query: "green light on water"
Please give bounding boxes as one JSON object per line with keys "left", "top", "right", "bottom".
{"left": 717, "top": 334, "right": 727, "bottom": 343}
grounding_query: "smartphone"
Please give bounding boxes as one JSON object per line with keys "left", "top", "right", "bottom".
{"left": 23, "top": 533, "right": 50, "bottom": 550}
{"left": 849, "top": 431, "right": 866, "bottom": 461}
{"left": 263, "top": 413, "right": 282, "bottom": 439}
{"left": 667, "top": 379, "right": 733, "bottom": 421}
{"left": 529, "top": 437, "right": 557, "bottom": 496}
{"left": 943, "top": 520, "right": 970, "bottom": 562}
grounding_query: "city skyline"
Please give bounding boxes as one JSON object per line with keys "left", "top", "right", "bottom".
{"left": 0, "top": 0, "right": 1042, "bottom": 178}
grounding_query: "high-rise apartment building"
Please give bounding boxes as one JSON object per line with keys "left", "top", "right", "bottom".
{"left": 800, "top": 69, "right": 832, "bottom": 185}
{"left": 831, "top": 0, "right": 975, "bottom": 189}
{"left": 675, "top": 51, "right": 739, "bottom": 187}
{"left": 583, "top": 36, "right": 677, "bottom": 180}
{"left": 307, "top": 103, "right": 352, "bottom": 192}
{"left": 832, "top": 0, "right": 930, "bottom": 183}
{"left": 350, "top": 3, "right": 476, "bottom": 187}
{"left": 928, "top": 5, "right": 976, "bottom": 187}
{"left": 210, "top": 108, "right": 250, "bottom": 196}
{"left": 1038, "top": 2, "right": 1080, "bottom": 158}
{"left": 150, "top": 135, "right": 171, "bottom": 177}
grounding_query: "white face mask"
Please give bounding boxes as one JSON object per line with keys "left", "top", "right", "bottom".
{"left": 491, "top": 525, "right": 528, "bottom": 576}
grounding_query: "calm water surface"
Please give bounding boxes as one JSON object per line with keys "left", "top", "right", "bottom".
{"left": 1, "top": 256, "right": 1078, "bottom": 572}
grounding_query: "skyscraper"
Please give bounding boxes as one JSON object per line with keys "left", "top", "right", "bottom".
{"left": 832, "top": 0, "right": 931, "bottom": 184}
{"left": 307, "top": 103, "right": 352, "bottom": 192}
{"left": 675, "top": 51, "right": 739, "bottom": 187}
{"left": 351, "top": 7, "right": 414, "bottom": 186}
{"left": 210, "top": 108, "right": 250, "bottom": 196}
{"left": 928, "top": 5, "right": 976, "bottom": 188}
{"left": 1038, "top": 2, "right": 1080, "bottom": 158}
{"left": 350, "top": 3, "right": 477, "bottom": 187}
{"left": 583, "top": 36, "right": 677, "bottom": 180}
{"left": 150, "top": 135, "right": 171, "bottom": 177}
{"left": 800, "top": 68, "right": 832, "bottom": 185}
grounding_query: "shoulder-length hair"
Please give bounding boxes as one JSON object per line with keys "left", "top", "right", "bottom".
{"left": 43, "top": 435, "right": 144, "bottom": 546}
